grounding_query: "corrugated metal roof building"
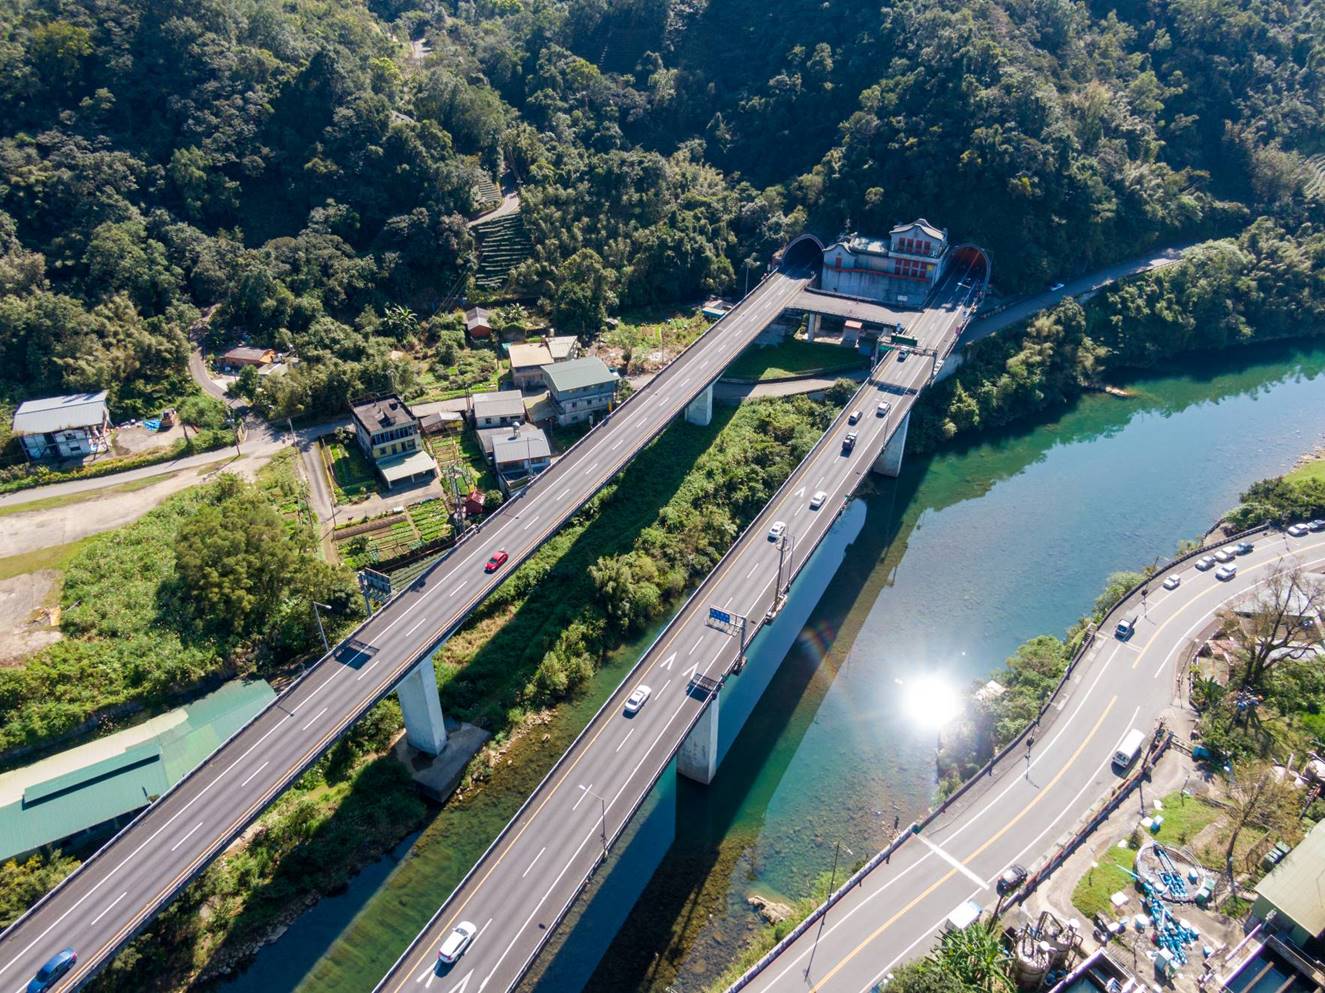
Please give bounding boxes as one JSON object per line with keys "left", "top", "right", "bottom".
{"left": 0, "top": 680, "right": 275, "bottom": 862}
{"left": 1253, "top": 818, "right": 1325, "bottom": 945}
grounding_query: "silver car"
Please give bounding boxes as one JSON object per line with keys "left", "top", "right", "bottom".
{"left": 809, "top": 490, "right": 827, "bottom": 510}
{"left": 1215, "top": 565, "right": 1238, "bottom": 581}
{"left": 1162, "top": 575, "right": 1181, "bottom": 591}
{"left": 1194, "top": 555, "right": 1216, "bottom": 571}
{"left": 438, "top": 921, "right": 477, "bottom": 964}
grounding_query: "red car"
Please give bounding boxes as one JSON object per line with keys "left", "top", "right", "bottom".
{"left": 484, "top": 549, "right": 510, "bottom": 573}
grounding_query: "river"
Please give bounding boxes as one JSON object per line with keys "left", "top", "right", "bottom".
{"left": 219, "top": 338, "right": 1325, "bottom": 993}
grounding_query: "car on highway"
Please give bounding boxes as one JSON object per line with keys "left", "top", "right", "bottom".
{"left": 897, "top": 348, "right": 911, "bottom": 362}
{"left": 809, "top": 490, "right": 827, "bottom": 510}
{"left": 1310, "top": 519, "right": 1325, "bottom": 532}
{"left": 1049, "top": 282, "right": 1065, "bottom": 292}
{"left": 768, "top": 521, "right": 787, "bottom": 541}
{"left": 1114, "top": 616, "right": 1137, "bottom": 641}
{"left": 28, "top": 949, "right": 77, "bottom": 992}
{"left": 1288, "top": 523, "right": 1311, "bottom": 537}
{"left": 1234, "top": 541, "right": 1255, "bottom": 555}
{"left": 876, "top": 400, "right": 891, "bottom": 417}
{"left": 1162, "top": 575, "right": 1181, "bottom": 591}
{"left": 842, "top": 432, "right": 858, "bottom": 454}
{"left": 1214, "top": 547, "right": 1235, "bottom": 563}
{"left": 437, "top": 922, "right": 477, "bottom": 965}
{"left": 484, "top": 549, "right": 510, "bottom": 573}
{"left": 848, "top": 409, "right": 862, "bottom": 425}
{"left": 1215, "top": 564, "right": 1238, "bottom": 581}
{"left": 995, "top": 864, "right": 1028, "bottom": 895}
{"left": 1194, "top": 555, "right": 1216, "bottom": 571}
{"left": 624, "top": 685, "right": 652, "bottom": 715}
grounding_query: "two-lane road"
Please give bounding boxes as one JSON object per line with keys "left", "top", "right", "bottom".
{"left": 735, "top": 529, "right": 1325, "bottom": 993}
{"left": 372, "top": 261, "right": 987, "bottom": 993}
{"left": 0, "top": 272, "right": 813, "bottom": 993}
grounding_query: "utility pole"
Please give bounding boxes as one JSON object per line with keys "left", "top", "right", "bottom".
{"left": 311, "top": 601, "right": 332, "bottom": 655}
{"left": 825, "top": 840, "right": 853, "bottom": 918}
{"left": 583, "top": 786, "right": 608, "bottom": 861}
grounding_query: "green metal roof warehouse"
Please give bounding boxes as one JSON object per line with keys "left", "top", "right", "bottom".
{"left": 0, "top": 680, "right": 275, "bottom": 863}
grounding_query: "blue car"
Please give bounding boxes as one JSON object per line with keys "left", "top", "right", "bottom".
{"left": 28, "top": 948, "right": 76, "bottom": 992}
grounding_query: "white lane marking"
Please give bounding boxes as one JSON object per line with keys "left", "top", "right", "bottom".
{"left": 572, "top": 784, "right": 593, "bottom": 811}
{"left": 611, "top": 439, "right": 624, "bottom": 451}
{"left": 89, "top": 893, "right": 127, "bottom": 926}
{"left": 522, "top": 515, "right": 540, "bottom": 531}
{"left": 170, "top": 822, "right": 204, "bottom": 853}
{"left": 450, "top": 580, "right": 468, "bottom": 598}
{"left": 657, "top": 652, "right": 676, "bottom": 671}
{"left": 915, "top": 833, "right": 986, "bottom": 889}
{"left": 724, "top": 596, "right": 734, "bottom": 608}
{"left": 660, "top": 679, "right": 672, "bottom": 695}
{"left": 616, "top": 728, "right": 635, "bottom": 753}
{"left": 746, "top": 563, "right": 759, "bottom": 580}
{"left": 688, "top": 637, "right": 702, "bottom": 656}
{"left": 682, "top": 662, "right": 698, "bottom": 680}
{"left": 239, "top": 761, "right": 269, "bottom": 787}
{"left": 405, "top": 616, "right": 430, "bottom": 637}
{"left": 557, "top": 488, "right": 570, "bottom": 499}
{"left": 586, "top": 462, "right": 598, "bottom": 473}
{"left": 447, "top": 972, "right": 471, "bottom": 993}
{"left": 522, "top": 847, "right": 546, "bottom": 879}
{"left": 355, "top": 659, "right": 380, "bottom": 682}
{"left": 816, "top": 475, "right": 826, "bottom": 488}
{"left": 300, "top": 707, "right": 328, "bottom": 732}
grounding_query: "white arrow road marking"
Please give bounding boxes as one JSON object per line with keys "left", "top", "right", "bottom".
{"left": 683, "top": 662, "right": 698, "bottom": 681}
{"left": 657, "top": 652, "right": 676, "bottom": 671}
{"left": 447, "top": 969, "right": 472, "bottom": 993}
{"left": 794, "top": 485, "right": 805, "bottom": 499}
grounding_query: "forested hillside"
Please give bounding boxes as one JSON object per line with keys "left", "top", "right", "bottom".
{"left": 0, "top": 0, "right": 1320, "bottom": 417}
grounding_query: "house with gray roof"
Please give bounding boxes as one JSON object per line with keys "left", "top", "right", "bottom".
{"left": 11, "top": 391, "right": 112, "bottom": 461}
{"left": 541, "top": 357, "right": 619, "bottom": 426}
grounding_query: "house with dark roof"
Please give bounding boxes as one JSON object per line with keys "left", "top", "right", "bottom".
{"left": 349, "top": 394, "right": 438, "bottom": 488}
{"left": 11, "top": 392, "right": 112, "bottom": 461}
{"left": 541, "top": 357, "right": 619, "bottom": 426}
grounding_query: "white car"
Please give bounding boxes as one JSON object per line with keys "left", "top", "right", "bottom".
{"left": 1049, "top": 282, "right": 1065, "bottom": 292}
{"left": 809, "top": 490, "right": 827, "bottom": 510}
{"left": 624, "top": 685, "right": 652, "bottom": 714}
{"left": 876, "top": 400, "right": 891, "bottom": 417}
{"left": 848, "top": 409, "right": 862, "bottom": 425}
{"left": 768, "top": 521, "right": 787, "bottom": 541}
{"left": 1287, "top": 523, "right": 1311, "bottom": 537}
{"left": 1194, "top": 555, "right": 1216, "bottom": 571}
{"left": 1214, "top": 547, "right": 1236, "bottom": 563}
{"left": 1162, "top": 575, "right": 1181, "bottom": 591}
{"left": 1215, "top": 565, "right": 1238, "bottom": 581}
{"left": 438, "top": 921, "right": 477, "bottom": 964}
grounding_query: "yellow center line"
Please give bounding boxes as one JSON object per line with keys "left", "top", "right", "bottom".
{"left": 807, "top": 695, "right": 1117, "bottom": 992}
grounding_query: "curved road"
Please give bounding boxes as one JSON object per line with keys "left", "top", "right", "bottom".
{"left": 736, "top": 528, "right": 1325, "bottom": 993}
{"left": 0, "top": 271, "right": 812, "bottom": 993}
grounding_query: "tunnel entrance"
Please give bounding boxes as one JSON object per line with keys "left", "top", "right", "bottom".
{"left": 780, "top": 234, "right": 825, "bottom": 274}
{"left": 949, "top": 244, "right": 992, "bottom": 289}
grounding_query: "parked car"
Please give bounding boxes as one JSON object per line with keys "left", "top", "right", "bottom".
{"left": 809, "top": 490, "right": 828, "bottom": 510}
{"left": 484, "top": 549, "right": 510, "bottom": 573}
{"left": 768, "top": 521, "right": 787, "bottom": 541}
{"left": 1309, "top": 519, "right": 1325, "bottom": 532}
{"left": 1215, "top": 565, "right": 1238, "bottom": 581}
{"left": 996, "top": 864, "right": 1028, "bottom": 895}
{"left": 624, "top": 685, "right": 652, "bottom": 715}
{"left": 876, "top": 401, "right": 891, "bottom": 417}
{"left": 28, "top": 949, "right": 77, "bottom": 993}
{"left": 437, "top": 922, "right": 477, "bottom": 965}
{"left": 842, "top": 432, "right": 858, "bottom": 454}
{"left": 1288, "top": 523, "right": 1311, "bottom": 537}
{"left": 1194, "top": 555, "right": 1216, "bottom": 571}
{"left": 1214, "top": 548, "right": 1235, "bottom": 563}
{"left": 1162, "top": 575, "right": 1181, "bottom": 591}
{"left": 848, "top": 409, "right": 862, "bottom": 425}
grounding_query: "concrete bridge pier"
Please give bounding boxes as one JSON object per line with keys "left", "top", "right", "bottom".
{"left": 677, "top": 698, "right": 720, "bottom": 784}
{"left": 872, "top": 409, "right": 911, "bottom": 478}
{"left": 396, "top": 657, "right": 449, "bottom": 754}
{"left": 806, "top": 312, "right": 822, "bottom": 341}
{"left": 685, "top": 384, "right": 714, "bottom": 426}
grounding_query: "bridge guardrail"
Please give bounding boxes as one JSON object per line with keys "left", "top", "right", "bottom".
{"left": 722, "top": 521, "right": 1275, "bottom": 992}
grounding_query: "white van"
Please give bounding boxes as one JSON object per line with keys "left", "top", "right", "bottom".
{"left": 1112, "top": 728, "right": 1146, "bottom": 769}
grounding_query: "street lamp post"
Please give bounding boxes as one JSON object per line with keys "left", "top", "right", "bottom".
{"left": 582, "top": 786, "right": 608, "bottom": 861}
{"left": 311, "top": 600, "right": 332, "bottom": 655}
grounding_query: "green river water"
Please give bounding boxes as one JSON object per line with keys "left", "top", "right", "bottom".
{"left": 220, "top": 338, "right": 1325, "bottom": 993}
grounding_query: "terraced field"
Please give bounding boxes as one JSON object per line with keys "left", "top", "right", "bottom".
{"left": 1305, "top": 153, "right": 1325, "bottom": 200}
{"left": 472, "top": 172, "right": 501, "bottom": 214}
{"left": 472, "top": 211, "right": 533, "bottom": 292}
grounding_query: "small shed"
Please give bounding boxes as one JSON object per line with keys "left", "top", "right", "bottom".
{"left": 465, "top": 307, "right": 492, "bottom": 339}
{"left": 220, "top": 346, "right": 275, "bottom": 369}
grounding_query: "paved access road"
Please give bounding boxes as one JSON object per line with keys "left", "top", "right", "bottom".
{"left": 371, "top": 260, "right": 987, "bottom": 993}
{"left": 736, "top": 530, "right": 1325, "bottom": 993}
{"left": 0, "top": 271, "right": 812, "bottom": 993}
